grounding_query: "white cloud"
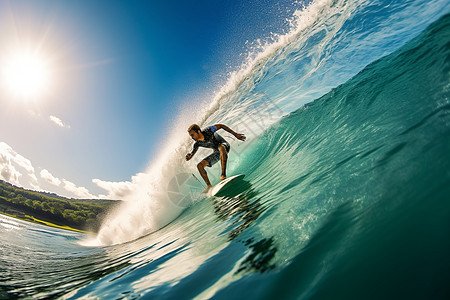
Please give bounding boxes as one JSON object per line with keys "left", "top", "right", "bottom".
{"left": 40, "top": 169, "right": 62, "bottom": 186}
{"left": 0, "top": 142, "right": 38, "bottom": 188}
{"left": 92, "top": 179, "right": 134, "bottom": 199}
{"left": 0, "top": 142, "right": 98, "bottom": 199}
{"left": 0, "top": 150, "right": 22, "bottom": 185}
{"left": 62, "top": 179, "right": 95, "bottom": 199}
{"left": 49, "top": 115, "right": 71, "bottom": 129}
{"left": 92, "top": 173, "right": 149, "bottom": 200}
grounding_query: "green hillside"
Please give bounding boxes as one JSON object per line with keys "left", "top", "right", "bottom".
{"left": 0, "top": 180, "right": 121, "bottom": 232}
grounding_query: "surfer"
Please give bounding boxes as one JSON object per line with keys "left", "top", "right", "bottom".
{"left": 186, "top": 124, "right": 246, "bottom": 192}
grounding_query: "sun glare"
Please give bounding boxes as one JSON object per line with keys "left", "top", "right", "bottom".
{"left": 2, "top": 51, "right": 51, "bottom": 100}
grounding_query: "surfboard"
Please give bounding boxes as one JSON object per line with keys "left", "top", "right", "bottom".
{"left": 209, "top": 174, "right": 245, "bottom": 197}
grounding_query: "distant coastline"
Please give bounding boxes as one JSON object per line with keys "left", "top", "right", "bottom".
{"left": 0, "top": 211, "right": 85, "bottom": 233}
{"left": 0, "top": 180, "right": 121, "bottom": 233}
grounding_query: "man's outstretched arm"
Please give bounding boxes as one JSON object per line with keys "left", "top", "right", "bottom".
{"left": 214, "top": 124, "right": 246, "bottom": 141}
{"left": 186, "top": 144, "right": 199, "bottom": 161}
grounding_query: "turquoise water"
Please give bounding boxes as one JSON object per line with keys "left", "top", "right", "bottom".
{"left": 1, "top": 0, "right": 450, "bottom": 298}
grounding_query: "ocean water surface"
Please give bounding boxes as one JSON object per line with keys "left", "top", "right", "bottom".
{"left": 1, "top": 0, "right": 450, "bottom": 298}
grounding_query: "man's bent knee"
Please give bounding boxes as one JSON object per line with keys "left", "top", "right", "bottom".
{"left": 197, "top": 160, "right": 209, "bottom": 169}
{"left": 218, "top": 145, "right": 226, "bottom": 153}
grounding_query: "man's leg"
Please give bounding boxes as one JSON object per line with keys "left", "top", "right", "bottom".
{"left": 197, "top": 160, "right": 212, "bottom": 192}
{"left": 218, "top": 145, "right": 228, "bottom": 180}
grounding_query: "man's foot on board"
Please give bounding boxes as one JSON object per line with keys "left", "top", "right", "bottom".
{"left": 220, "top": 175, "right": 227, "bottom": 181}
{"left": 202, "top": 185, "right": 212, "bottom": 193}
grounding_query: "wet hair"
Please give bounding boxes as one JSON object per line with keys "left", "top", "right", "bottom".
{"left": 188, "top": 124, "right": 201, "bottom": 133}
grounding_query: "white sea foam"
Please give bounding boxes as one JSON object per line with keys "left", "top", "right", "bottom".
{"left": 87, "top": 0, "right": 443, "bottom": 245}
{"left": 88, "top": 0, "right": 352, "bottom": 246}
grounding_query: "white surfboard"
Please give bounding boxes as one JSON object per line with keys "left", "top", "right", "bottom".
{"left": 209, "top": 174, "right": 245, "bottom": 196}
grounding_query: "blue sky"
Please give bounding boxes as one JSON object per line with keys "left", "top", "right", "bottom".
{"left": 0, "top": 0, "right": 303, "bottom": 198}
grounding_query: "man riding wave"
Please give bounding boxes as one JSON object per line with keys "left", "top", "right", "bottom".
{"left": 186, "top": 124, "right": 246, "bottom": 193}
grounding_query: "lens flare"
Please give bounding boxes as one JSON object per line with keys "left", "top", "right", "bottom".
{"left": 2, "top": 51, "right": 51, "bottom": 100}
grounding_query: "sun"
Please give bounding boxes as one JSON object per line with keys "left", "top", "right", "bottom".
{"left": 2, "top": 51, "right": 51, "bottom": 100}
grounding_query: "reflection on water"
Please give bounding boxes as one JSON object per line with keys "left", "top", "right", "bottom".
{"left": 212, "top": 181, "right": 278, "bottom": 274}
{"left": 238, "top": 237, "right": 277, "bottom": 274}
{"left": 1, "top": 181, "right": 278, "bottom": 298}
{"left": 212, "top": 182, "right": 262, "bottom": 240}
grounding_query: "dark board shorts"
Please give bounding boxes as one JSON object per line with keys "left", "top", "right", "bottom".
{"left": 203, "top": 142, "right": 230, "bottom": 167}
